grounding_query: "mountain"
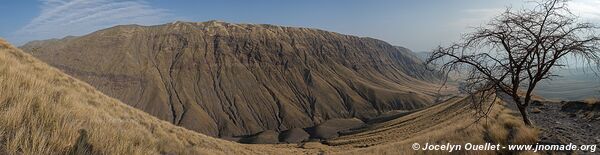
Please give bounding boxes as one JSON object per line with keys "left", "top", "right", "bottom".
{"left": 0, "top": 38, "right": 309, "bottom": 154}
{"left": 414, "top": 51, "right": 432, "bottom": 62}
{"left": 20, "top": 21, "right": 443, "bottom": 137}
{"left": 0, "top": 38, "right": 537, "bottom": 154}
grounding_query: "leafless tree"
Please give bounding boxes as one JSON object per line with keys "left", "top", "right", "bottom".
{"left": 427, "top": 0, "right": 600, "bottom": 126}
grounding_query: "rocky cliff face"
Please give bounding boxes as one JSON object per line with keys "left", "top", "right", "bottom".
{"left": 21, "top": 21, "right": 441, "bottom": 137}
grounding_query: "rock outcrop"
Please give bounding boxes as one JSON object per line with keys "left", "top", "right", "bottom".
{"left": 21, "top": 21, "right": 442, "bottom": 137}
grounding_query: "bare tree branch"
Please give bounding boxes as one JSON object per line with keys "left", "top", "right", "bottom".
{"left": 426, "top": 0, "right": 600, "bottom": 126}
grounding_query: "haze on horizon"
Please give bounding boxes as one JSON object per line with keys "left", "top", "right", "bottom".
{"left": 1, "top": 0, "right": 599, "bottom": 52}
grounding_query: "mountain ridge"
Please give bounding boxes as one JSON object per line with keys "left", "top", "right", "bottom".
{"left": 21, "top": 21, "right": 444, "bottom": 137}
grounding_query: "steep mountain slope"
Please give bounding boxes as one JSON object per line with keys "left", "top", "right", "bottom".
{"left": 0, "top": 39, "right": 312, "bottom": 154}
{"left": 0, "top": 39, "right": 536, "bottom": 154}
{"left": 21, "top": 21, "right": 442, "bottom": 137}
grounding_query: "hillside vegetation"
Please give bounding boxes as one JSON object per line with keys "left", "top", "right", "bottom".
{"left": 310, "top": 96, "right": 539, "bottom": 154}
{"left": 0, "top": 39, "right": 312, "bottom": 154}
{"left": 1, "top": 38, "right": 538, "bottom": 154}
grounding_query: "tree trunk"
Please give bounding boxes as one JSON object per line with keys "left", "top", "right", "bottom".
{"left": 517, "top": 105, "right": 533, "bottom": 126}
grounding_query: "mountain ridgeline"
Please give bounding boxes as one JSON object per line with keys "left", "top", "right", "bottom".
{"left": 21, "top": 21, "right": 442, "bottom": 137}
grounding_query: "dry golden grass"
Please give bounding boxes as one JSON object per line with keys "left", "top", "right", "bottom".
{"left": 0, "top": 38, "right": 540, "bottom": 154}
{"left": 0, "top": 39, "right": 315, "bottom": 154}
{"left": 319, "top": 97, "right": 540, "bottom": 155}
{"left": 582, "top": 97, "right": 600, "bottom": 104}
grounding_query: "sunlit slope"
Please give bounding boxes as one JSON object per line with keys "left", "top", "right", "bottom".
{"left": 0, "top": 39, "right": 311, "bottom": 154}
{"left": 319, "top": 95, "right": 539, "bottom": 154}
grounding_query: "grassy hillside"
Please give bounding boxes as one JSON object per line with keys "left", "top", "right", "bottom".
{"left": 319, "top": 96, "right": 539, "bottom": 154}
{"left": 0, "top": 38, "right": 537, "bottom": 154}
{"left": 0, "top": 39, "right": 313, "bottom": 154}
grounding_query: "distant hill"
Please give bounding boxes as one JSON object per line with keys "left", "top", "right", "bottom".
{"left": 536, "top": 67, "right": 600, "bottom": 100}
{"left": 414, "top": 50, "right": 599, "bottom": 101}
{"left": 21, "top": 21, "right": 444, "bottom": 137}
{"left": 414, "top": 51, "right": 432, "bottom": 61}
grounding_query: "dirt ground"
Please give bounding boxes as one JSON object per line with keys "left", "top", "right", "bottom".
{"left": 529, "top": 101, "right": 600, "bottom": 154}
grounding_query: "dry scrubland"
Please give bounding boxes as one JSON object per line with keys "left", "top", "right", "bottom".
{"left": 319, "top": 96, "right": 540, "bottom": 155}
{"left": 0, "top": 39, "right": 312, "bottom": 154}
{"left": 0, "top": 39, "right": 538, "bottom": 154}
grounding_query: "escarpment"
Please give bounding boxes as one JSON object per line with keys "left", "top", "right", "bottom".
{"left": 21, "top": 21, "right": 442, "bottom": 137}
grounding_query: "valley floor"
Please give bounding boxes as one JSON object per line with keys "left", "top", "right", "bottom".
{"left": 270, "top": 95, "right": 540, "bottom": 154}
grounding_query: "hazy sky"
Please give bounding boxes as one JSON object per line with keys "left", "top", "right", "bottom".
{"left": 1, "top": 0, "right": 599, "bottom": 51}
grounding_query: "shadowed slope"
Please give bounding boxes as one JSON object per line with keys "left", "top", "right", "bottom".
{"left": 21, "top": 21, "right": 443, "bottom": 137}
{"left": 0, "top": 39, "right": 313, "bottom": 154}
